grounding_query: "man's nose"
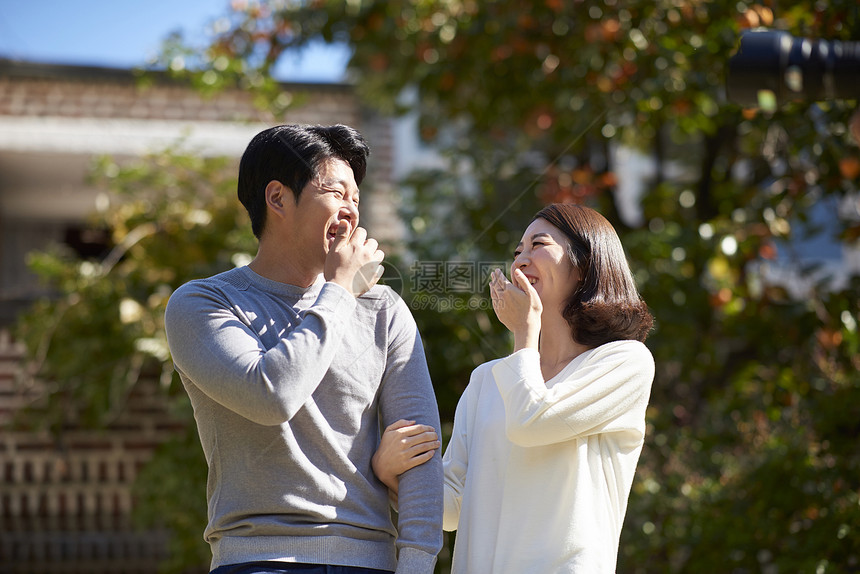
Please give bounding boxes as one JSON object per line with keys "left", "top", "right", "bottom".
{"left": 342, "top": 201, "right": 359, "bottom": 224}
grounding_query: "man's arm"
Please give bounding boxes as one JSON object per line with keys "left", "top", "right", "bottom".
{"left": 164, "top": 280, "right": 356, "bottom": 425}
{"left": 377, "top": 296, "right": 443, "bottom": 574}
{"left": 165, "top": 222, "right": 385, "bottom": 426}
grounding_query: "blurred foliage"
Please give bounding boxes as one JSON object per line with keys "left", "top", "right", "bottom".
{"left": 11, "top": 0, "right": 860, "bottom": 572}
{"left": 13, "top": 149, "right": 255, "bottom": 572}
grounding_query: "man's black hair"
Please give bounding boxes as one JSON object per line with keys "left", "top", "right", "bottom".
{"left": 237, "top": 124, "right": 371, "bottom": 239}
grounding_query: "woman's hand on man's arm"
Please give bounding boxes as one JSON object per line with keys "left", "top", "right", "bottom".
{"left": 372, "top": 419, "right": 440, "bottom": 495}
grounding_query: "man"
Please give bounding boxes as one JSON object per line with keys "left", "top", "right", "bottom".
{"left": 164, "top": 124, "right": 443, "bottom": 574}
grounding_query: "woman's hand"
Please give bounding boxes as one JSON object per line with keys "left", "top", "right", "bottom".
{"left": 372, "top": 419, "right": 440, "bottom": 495}
{"left": 489, "top": 268, "right": 541, "bottom": 351}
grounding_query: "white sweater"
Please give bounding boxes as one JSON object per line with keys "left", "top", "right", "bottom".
{"left": 442, "top": 340, "right": 655, "bottom": 574}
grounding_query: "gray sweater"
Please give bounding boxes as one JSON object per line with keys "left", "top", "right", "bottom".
{"left": 164, "top": 266, "right": 443, "bottom": 573}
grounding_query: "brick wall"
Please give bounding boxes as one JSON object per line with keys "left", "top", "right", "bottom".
{"left": 0, "top": 60, "right": 393, "bottom": 196}
{"left": 0, "top": 61, "right": 361, "bottom": 126}
{"left": 0, "top": 330, "right": 187, "bottom": 573}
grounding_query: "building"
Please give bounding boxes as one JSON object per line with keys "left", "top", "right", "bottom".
{"left": 0, "top": 59, "right": 397, "bottom": 573}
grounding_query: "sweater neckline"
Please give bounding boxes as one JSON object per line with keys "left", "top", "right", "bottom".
{"left": 237, "top": 266, "right": 324, "bottom": 300}
{"left": 546, "top": 347, "right": 597, "bottom": 386}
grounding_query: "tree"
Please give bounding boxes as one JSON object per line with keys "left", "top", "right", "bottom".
{"left": 15, "top": 1, "right": 860, "bottom": 572}
{"left": 14, "top": 149, "right": 254, "bottom": 571}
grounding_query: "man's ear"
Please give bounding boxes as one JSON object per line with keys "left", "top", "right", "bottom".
{"left": 265, "top": 180, "right": 292, "bottom": 219}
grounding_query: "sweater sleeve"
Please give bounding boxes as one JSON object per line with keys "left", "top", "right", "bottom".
{"left": 376, "top": 295, "right": 443, "bottom": 574}
{"left": 491, "top": 341, "right": 654, "bottom": 448}
{"left": 441, "top": 367, "right": 477, "bottom": 532}
{"left": 164, "top": 280, "right": 356, "bottom": 426}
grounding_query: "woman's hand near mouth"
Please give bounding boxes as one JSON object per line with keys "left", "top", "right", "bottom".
{"left": 489, "top": 267, "right": 542, "bottom": 351}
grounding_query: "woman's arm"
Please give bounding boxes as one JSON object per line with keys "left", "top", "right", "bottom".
{"left": 492, "top": 341, "right": 655, "bottom": 447}
{"left": 441, "top": 389, "right": 472, "bottom": 532}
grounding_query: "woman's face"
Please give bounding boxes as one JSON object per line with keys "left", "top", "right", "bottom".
{"left": 512, "top": 218, "right": 580, "bottom": 311}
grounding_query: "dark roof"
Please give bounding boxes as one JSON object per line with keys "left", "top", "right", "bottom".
{"left": 0, "top": 58, "right": 353, "bottom": 93}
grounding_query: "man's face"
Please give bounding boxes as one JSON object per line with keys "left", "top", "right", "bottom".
{"left": 294, "top": 157, "right": 360, "bottom": 263}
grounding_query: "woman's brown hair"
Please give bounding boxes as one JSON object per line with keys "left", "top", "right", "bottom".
{"left": 533, "top": 203, "right": 653, "bottom": 346}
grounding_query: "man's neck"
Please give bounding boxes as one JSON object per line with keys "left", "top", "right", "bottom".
{"left": 248, "top": 243, "right": 321, "bottom": 288}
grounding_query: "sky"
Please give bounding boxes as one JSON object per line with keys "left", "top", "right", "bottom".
{"left": 0, "top": 0, "right": 349, "bottom": 82}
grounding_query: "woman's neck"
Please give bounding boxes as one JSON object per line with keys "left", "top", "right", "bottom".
{"left": 538, "top": 311, "right": 590, "bottom": 380}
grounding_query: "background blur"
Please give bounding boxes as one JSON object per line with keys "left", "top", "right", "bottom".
{"left": 1, "top": 1, "right": 858, "bottom": 573}
{"left": 0, "top": 0, "right": 348, "bottom": 81}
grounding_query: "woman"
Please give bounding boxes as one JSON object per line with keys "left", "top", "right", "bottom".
{"left": 373, "top": 204, "right": 655, "bottom": 573}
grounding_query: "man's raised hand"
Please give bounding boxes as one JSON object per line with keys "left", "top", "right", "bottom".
{"left": 325, "top": 221, "right": 385, "bottom": 297}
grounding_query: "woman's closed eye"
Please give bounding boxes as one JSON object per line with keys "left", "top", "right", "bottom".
{"left": 514, "top": 242, "right": 544, "bottom": 257}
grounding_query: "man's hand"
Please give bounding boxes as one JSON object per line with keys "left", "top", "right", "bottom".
{"left": 325, "top": 221, "right": 385, "bottom": 296}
